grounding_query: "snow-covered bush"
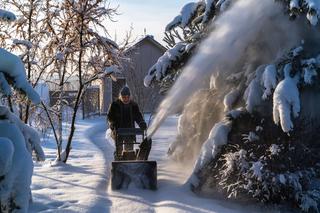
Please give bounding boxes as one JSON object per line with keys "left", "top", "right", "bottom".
{"left": 192, "top": 111, "right": 320, "bottom": 212}
{"left": 145, "top": 0, "right": 320, "bottom": 212}
{"left": 0, "top": 9, "right": 44, "bottom": 212}
{"left": 0, "top": 107, "right": 44, "bottom": 212}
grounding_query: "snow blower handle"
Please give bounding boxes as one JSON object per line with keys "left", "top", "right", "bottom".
{"left": 137, "top": 127, "right": 152, "bottom": 161}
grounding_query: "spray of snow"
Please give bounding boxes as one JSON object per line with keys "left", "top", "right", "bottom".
{"left": 147, "top": 0, "right": 300, "bottom": 138}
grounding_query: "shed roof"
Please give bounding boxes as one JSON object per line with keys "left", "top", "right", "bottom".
{"left": 124, "top": 35, "right": 167, "bottom": 54}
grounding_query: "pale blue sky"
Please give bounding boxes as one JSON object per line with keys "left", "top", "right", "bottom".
{"left": 106, "top": 0, "right": 192, "bottom": 45}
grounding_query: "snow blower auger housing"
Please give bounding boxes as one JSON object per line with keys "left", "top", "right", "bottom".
{"left": 111, "top": 128, "right": 157, "bottom": 190}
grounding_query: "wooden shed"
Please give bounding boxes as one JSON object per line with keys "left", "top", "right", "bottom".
{"left": 100, "top": 35, "right": 166, "bottom": 114}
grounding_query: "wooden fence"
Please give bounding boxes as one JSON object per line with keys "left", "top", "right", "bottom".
{"left": 49, "top": 87, "right": 100, "bottom": 119}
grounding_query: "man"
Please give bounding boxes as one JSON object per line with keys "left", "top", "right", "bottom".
{"left": 107, "top": 86, "right": 147, "bottom": 159}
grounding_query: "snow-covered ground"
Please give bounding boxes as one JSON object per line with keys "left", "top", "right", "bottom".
{"left": 30, "top": 116, "right": 279, "bottom": 213}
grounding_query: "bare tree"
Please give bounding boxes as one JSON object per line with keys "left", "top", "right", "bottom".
{"left": 3, "top": 0, "right": 55, "bottom": 123}
{"left": 57, "top": 0, "right": 120, "bottom": 163}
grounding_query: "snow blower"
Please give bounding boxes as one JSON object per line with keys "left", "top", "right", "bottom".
{"left": 111, "top": 128, "right": 157, "bottom": 190}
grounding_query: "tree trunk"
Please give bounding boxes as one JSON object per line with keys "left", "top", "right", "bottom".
{"left": 63, "top": 14, "right": 85, "bottom": 163}
{"left": 63, "top": 85, "right": 84, "bottom": 163}
{"left": 24, "top": 0, "right": 34, "bottom": 124}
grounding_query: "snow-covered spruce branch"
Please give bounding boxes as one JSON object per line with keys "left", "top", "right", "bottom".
{"left": 188, "top": 119, "right": 233, "bottom": 188}
{"left": 0, "top": 106, "right": 45, "bottom": 161}
{"left": 242, "top": 45, "right": 320, "bottom": 133}
{"left": 0, "top": 36, "right": 43, "bottom": 211}
{"left": 0, "top": 106, "right": 44, "bottom": 212}
{"left": 272, "top": 64, "right": 300, "bottom": 133}
{"left": 278, "top": 0, "right": 320, "bottom": 25}
{"left": 144, "top": 42, "right": 194, "bottom": 87}
{"left": 144, "top": 0, "right": 235, "bottom": 91}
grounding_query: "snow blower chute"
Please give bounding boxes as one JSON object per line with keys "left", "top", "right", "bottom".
{"left": 111, "top": 128, "right": 157, "bottom": 190}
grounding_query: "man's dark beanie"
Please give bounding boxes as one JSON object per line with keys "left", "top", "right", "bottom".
{"left": 120, "top": 86, "right": 130, "bottom": 96}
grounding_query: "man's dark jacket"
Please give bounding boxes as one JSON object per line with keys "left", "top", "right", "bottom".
{"left": 107, "top": 99, "right": 146, "bottom": 131}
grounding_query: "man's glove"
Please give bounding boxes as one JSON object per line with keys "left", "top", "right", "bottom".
{"left": 139, "top": 122, "right": 147, "bottom": 131}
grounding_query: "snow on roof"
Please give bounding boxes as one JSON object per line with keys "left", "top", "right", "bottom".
{"left": 124, "top": 35, "right": 167, "bottom": 54}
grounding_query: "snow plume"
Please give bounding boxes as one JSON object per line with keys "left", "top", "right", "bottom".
{"left": 147, "top": 0, "right": 300, "bottom": 138}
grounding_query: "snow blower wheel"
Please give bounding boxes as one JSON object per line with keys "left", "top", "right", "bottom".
{"left": 111, "top": 128, "right": 157, "bottom": 190}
